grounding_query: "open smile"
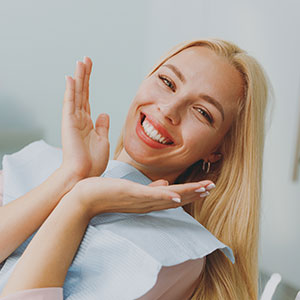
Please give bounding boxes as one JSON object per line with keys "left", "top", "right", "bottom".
{"left": 136, "top": 113, "right": 175, "bottom": 149}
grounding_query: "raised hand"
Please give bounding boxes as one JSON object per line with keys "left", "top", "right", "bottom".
{"left": 73, "top": 177, "right": 215, "bottom": 218}
{"left": 61, "top": 57, "right": 110, "bottom": 180}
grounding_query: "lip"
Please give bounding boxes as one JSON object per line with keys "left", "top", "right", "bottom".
{"left": 135, "top": 112, "right": 176, "bottom": 149}
{"left": 143, "top": 113, "right": 175, "bottom": 143}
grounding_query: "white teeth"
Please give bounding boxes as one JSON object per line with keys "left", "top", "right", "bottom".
{"left": 142, "top": 119, "right": 169, "bottom": 144}
{"left": 150, "top": 130, "right": 157, "bottom": 139}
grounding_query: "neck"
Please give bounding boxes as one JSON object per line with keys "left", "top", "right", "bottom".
{"left": 115, "top": 148, "right": 181, "bottom": 184}
{"left": 115, "top": 148, "right": 193, "bottom": 217}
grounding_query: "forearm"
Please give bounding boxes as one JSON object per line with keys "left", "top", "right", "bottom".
{"left": 0, "top": 190, "right": 90, "bottom": 297}
{"left": 0, "top": 168, "right": 80, "bottom": 263}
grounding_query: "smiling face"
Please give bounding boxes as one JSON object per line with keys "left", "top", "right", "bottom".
{"left": 116, "top": 46, "right": 244, "bottom": 183}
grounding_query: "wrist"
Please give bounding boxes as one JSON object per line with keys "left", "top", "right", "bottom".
{"left": 71, "top": 178, "right": 108, "bottom": 219}
{"left": 63, "top": 182, "right": 93, "bottom": 221}
{"left": 55, "top": 166, "right": 83, "bottom": 191}
{"left": 61, "top": 189, "right": 92, "bottom": 226}
{"left": 40, "top": 168, "right": 83, "bottom": 208}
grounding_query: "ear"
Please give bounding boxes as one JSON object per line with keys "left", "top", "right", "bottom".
{"left": 206, "top": 152, "right": 223, "bottom": 164}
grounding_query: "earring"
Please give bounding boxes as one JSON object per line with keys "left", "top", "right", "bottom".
{"left": 202, "top": 161, "right": 211, "bottom": 173}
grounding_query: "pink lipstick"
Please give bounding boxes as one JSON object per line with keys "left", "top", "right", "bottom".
{"left": 136, "top": 113, "right": 175, "bottom": 149}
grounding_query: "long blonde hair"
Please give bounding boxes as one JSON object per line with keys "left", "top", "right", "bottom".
{"left": 114, "top": 39, "right": 269, "bottom": 299}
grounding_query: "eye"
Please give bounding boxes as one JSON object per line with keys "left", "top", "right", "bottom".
{"left": 158, "top": 75, "right": 175, "bottom": 92}
{"left": 195, "top": 107, "right": 213, "bottom": 124}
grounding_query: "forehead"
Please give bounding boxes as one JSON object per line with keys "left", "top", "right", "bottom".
{"left": 160, "top": 46, "right": 244, "bottom": 109}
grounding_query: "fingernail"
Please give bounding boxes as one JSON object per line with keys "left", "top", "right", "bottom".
{"left": 200, "top": 191, "right": 210, "bottom": 197}
{"left": 172, "top": 197, "right": 181, "bottom": 203}
{"left": 65, "top": 75, "right": 68, "bottom": 80}
{"left": 205, "top": 183, "right": 216, "bottom": 191}
{"left": 195, "top": 187, "right": 206, "bottom": 193}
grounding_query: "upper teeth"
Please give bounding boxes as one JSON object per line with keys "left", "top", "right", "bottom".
{"left": 142, "top": 119, "right": 169, "bottom": 144}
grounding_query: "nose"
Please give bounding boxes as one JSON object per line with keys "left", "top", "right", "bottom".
{"left": 157, "top": 101, "right": 181, "bottom": 125}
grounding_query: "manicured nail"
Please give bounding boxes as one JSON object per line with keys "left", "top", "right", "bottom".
{"left": 206, "top": 183, "right": 216, "bottom": 191}
{"left": 200, "top": 191, "right": 210, "bottom": 197}
{"left": 172, "top": 197, "right": 181, "bottom": 203}
{"left": 195, "top": 187, "right": 206, "bottom": 193}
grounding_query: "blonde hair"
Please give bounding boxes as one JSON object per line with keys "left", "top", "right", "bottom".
{"left": 114, "top": 39, "right": 269, "bottom": 299}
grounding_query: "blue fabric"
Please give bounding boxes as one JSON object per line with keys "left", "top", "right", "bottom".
{"left": 0, "top": 140, "right": 234, "bottom": 300}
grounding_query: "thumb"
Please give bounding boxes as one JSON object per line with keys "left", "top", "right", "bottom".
{"left": 95, "top": 113, "right": 109, "bottom": 138}
{"left": 148, "top": 179, "right": 169, "bottom": 187}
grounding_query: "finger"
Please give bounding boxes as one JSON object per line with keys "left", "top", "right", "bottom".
{"left": 158, "top": 180, "right": 216, "bottom": 205}
{"left": 74, "top": 61, "right": 86, "bottom": 110}
{"left": 86, "top": 97, "right": 91, "bottom": 115}
{"left": 63, "top": 76, "right": 75, "bottom": 115}
{"left": 95, "top": 113, "right": 109, "bottom": 138}
{"left": 148, "top": 188, "right": 181, "bottom": 205}
{"left": 164, "top": 180, "right": 213, "bottom": 195}
{"left": 199, "top": 191, "right": 210, "bottom": 198}
{"left": 148, "top": 179, "right": 169, "bottom": 187}
{"left": 147, "top": 201, "right": 181, "bottom": 212}
{"left": 82, "top": 56, "right": 92, "bottom": 113}
{"left": 132, "top": 184, "right": 181, "bottom": 204}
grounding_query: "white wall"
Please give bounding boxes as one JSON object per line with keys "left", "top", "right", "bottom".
{"left": 1, "top": 0, "right": 300, "bottom": 291}
{"left": 0, "top": 0, "right": 147, "bottom": 156}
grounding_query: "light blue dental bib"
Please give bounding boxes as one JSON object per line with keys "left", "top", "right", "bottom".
{"left": 0, "top": 141, "right": 234, "bottom": 300}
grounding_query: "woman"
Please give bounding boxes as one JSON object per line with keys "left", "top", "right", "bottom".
{"left": 0, "top": 38, "right": 269, "bottom": 299}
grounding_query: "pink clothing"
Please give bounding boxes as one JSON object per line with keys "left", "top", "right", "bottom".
{"left": 0, "top": 259, "right": 204, "bottom": 299}
{"left": 0, "top": 171, "right": 204, "bottom": 300}
{"left": 0, "top": 170, "right": 2, "bottom": 207}
{"left": 136, "top": 258, "right": 205, "bottom": 300}
{"left": 0, "top": 288, "right": 63, "bottom": 300}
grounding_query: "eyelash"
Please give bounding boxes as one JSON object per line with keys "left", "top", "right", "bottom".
{"left": 158, "top": 75, "right": 176, "bottom": 92}
{"left": 195, "top": 108, "right": 213, "bottom": 124}
{"left": 158, "top": 74, "right": 213, "bottom": 124}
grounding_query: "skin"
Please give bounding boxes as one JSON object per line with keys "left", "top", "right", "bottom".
{"left": 117, "top": 46, "right": 244, "bottom": 183}
{"left": 0, "top": 48, "right": 244, "bottom": 296}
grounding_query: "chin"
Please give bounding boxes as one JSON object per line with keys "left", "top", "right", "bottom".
{"left": 123, "top": 138, "right": 155, "bottom": 166}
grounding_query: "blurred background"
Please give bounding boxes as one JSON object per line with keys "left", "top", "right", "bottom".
{"left": 1, "top": 0, "right": 299, "bottom": 298}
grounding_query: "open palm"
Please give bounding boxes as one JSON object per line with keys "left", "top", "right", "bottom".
{"left": 61, "top": 57, "right": 110, "bottom": 179}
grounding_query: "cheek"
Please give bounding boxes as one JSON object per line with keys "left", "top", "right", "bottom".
{"left": 136, "top": 77, "right": 162, "bottom": 102}
{"left": 123, "top": 102, "right": 137, "bottom": 133}
{"left": 182, "top": 122, "right": 220, "bottom": 158}
{"left": 125, "top": 81, "right": 155, "bottom": 121}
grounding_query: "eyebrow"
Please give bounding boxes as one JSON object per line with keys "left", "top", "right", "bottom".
{"left": 162, "top": 63, "right": 225, "bottom": 122}
{"left": 162, "top": 64, "right": 186, "bottom": 83}
{"left": 199, "top": 94, "right": 225, "bottom": 121}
